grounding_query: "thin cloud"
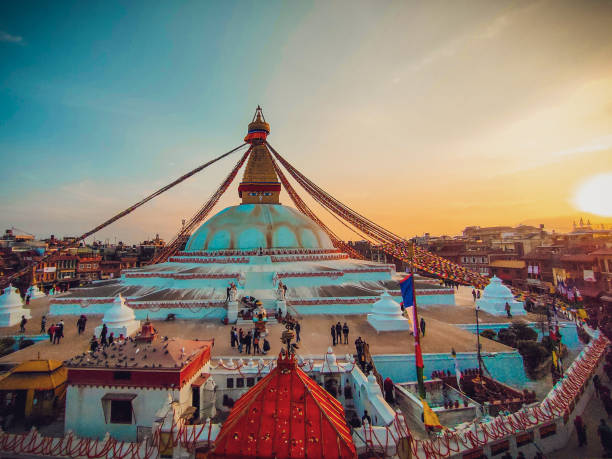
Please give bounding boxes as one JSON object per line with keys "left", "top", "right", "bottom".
{"left": 0, "top": 31, "right": 24, "bottom": 44}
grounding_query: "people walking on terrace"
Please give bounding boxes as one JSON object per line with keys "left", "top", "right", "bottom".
{"left": 245, "top": 331, "right": 252, "bottom": 354}
{"left": 238, "top": 328, "right": 244, "bottom": 353}
{"left": 477, "top": 290, "right": 481, "bottom": 299}
{"left": 53, "top": 321, "right": 64, "bottom": 344}
{"left": 19, "top": 315, "right": 27, "bottom": 333}
{"left": 48, "top": 323, "right": 56, "bottom": 342}
{"left": 108, "top": 332, "right": 114, "bottom": 346}
{"left": 335, "top": 322, "right": 342, "bottom": 344}
{"left": 40, "top": 315, "right": 46, "bottom": 333}
{"left": 262, "top": 338, "right": 270, "bottom": 355}
{"left": 331, "top": 324, "right": 337, "bottom": 346}
{"left": 420, "top": 318, "right": 426, "bottom": 337}
{"left": 100, "top": 323, "right": 108, "bottom": 347}
{"left": 90, "top": 335, "right": 98, "bottom": 352}
{"left": 295, "top": 322, "right": 301, "bottom": 342}
{"left": 505, "top": 302, "right": 512, "bottom": 318}
{"left": 76, "top": 315, "right": 86, "bottom": 335}
{"left": 342, "top": 322, "right": 349, "bottom": 344}
{"left": 253, "top": 335, "right": 260, "bottom": 354}
{"left": 472, "top": 289, "right": 477, "bottom": 301}
{"left": 361, "top": 410, "right": 372, "bottom": 425}
{"left": 598, "top": 419, "right": 612, "bottom": 457}
{"left": 230, "top": 326, "right": 237, "bottom": 348}
{"left": 574, "top": 415, "right": 587, "bottom": 447}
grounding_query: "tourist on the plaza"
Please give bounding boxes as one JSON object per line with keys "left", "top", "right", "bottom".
{"left": 78, "top": 315, "right": 87, "bottom": 334}
{"left": 472, "top": 289, "right": 476, "bottom": 301}
{"left": 262, "top": 338, "right": 270, "bottom": 355}
{"left": 335, "top": 322, "right": 342, "bottom": 345}
{"left": 25, "top": 294, "right": 31, "bottom": 305}
{"left": 361, "top": 410, "right": 372, "bottom": 425}
{"left": 19, "top": 315, "right": 27, "bottom": 333}
{"left": 238, "top": 328, "right": 244, "bottom": 353}
{"left": 48, "top": 323, "right": 56, "bottom": 343}
{"left": 53, "top": 321, "right": 63, "bottom": 344}
{"left": 100, "top": 323, "right": 108, "bottom": 347}
{"left": 599, "top": 418, "right": 612, "bottom": 456}
{"left": 574, "top": 415, "right": 587, "bottom": 447}
{"left": 477, "top": 290, "right": 481, "bottom": 299}
{"left": 355, "top": 336, "right": 363, "bottom": 358}
{"left": 505, "top": 302, "right": 512, "bottom": 318}
{"left": 295, "top": 322, "right": 301, "bottom": 342}
{"left": 420, "top": 318, "right": 426, "bottom": 337}
{"left": 90, "top": 335, "right": 99, "bottom": 353}
{"left": 245, "top": 331, "right": 252, "bottom": 354}
{"left": 230, "top": 326, "right": 236, "bottom": 348}
{"left": 594, "top": 375, "right": 602, "bottom": 398}
{"left": 331, "top": 324, "right": 337, "bottom": 346}
{"left": 40, "top": 315, "right": 46, "bottom": 333}
{"left": 342, "top": 323, "right": 349, "bottom": 344}
{"left": 108, "top": 332, "right": 114, "bottom": 346}
{"left": 383, "top": 377, "right": 394, "bottom": 403}
{"left": 253, "top": 335, "right": 260, "bottom": 354}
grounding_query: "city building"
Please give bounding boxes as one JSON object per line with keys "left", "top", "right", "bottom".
{"left": 64, "top": 337, "right": 214, "bottom": 441}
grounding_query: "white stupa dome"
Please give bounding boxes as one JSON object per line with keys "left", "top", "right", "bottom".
{"left": 371, "top": 292, "right": 404, "bottom": 318}
{"left": 367, "top": 291, "right": 411, "bottom": 332}
{"left": 184, "top": 204, "right": 334, "bottom": 252}
{"left": 0, "top": 285, "right": 23, "bottom": 311}
{"left": 102, "top": 295, "right": 136, "bottom": 326}
{"left": 476, "top": 276, "right": 526, "bottom": 316}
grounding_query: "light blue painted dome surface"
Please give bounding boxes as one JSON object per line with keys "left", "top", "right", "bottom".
{"left": 185, "top": 204, "right": 334, "bottom": 251}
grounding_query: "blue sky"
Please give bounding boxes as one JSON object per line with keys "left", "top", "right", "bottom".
{"left": 1, "top": 1, "right": 611, "bottom": 242}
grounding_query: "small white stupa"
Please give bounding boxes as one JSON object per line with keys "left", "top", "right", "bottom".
{"left": 0, "top": 284, "right": 32, "bottom": 327}
{"left": 94, "top": 294, "right": 140, "bottom": 339}
{"left": 476, "top": 276, "right": 526, "bottom": 316}
{"left": 367, "top": 291, "right": 411, "bottom": 332}
{"left": 27, "top": 285, "right": 46, "bottom": 300}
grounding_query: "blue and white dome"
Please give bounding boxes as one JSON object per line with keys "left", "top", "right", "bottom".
{"left": 184, "top": 204, "right": 334, "bottom": 252}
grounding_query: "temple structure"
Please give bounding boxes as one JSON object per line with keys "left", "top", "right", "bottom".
{"left": 0, "top": 284, "right": 31, "bottom": 327}
{"left": 210, "top": 352, "right": 357, "bottom": 458}
{"left": 49, "top": 109, "right": 453, "bottom": 321}
{"left": 476, "top": 276, "right": 526, "bottom": 316}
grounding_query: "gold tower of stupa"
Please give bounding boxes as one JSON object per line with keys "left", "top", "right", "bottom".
{"left": 238, "top": 107, "right": 281, "bottom": 204}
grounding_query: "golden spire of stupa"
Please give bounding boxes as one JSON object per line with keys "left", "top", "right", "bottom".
{"left": 238, "top": 107, "right": 281, "bottom": 204}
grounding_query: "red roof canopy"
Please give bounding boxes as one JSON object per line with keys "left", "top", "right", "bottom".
{"left": 211, "top": 353, "right": 356, "bottom": 459}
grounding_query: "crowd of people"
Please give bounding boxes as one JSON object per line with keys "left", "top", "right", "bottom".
{"left": 230, "top": 326, "right": 271, "bottom": 355}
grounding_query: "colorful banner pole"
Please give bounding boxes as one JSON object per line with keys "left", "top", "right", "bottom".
{"left": 399, "top": 243, "right": 426, "bottom": 398}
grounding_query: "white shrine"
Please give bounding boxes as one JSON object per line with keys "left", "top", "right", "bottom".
{"left": 476, "top": 276, "right": 526, "bottom": 316}
{"left": 0, "top": 284, "right": 32, "bottom": 327}
{"left": 367, "top": 291, "right": 411, "bottom": 332}
{"left": 94, "top": 294, "right": 140, "bottom": 338}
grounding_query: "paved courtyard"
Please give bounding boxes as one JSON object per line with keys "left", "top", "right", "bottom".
{"left": 0, "top": 287, "right": 513, "bottom": 365}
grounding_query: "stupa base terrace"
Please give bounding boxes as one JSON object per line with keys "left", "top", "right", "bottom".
{"left": 48, "top": 247, "right": 454, "bottom": 321}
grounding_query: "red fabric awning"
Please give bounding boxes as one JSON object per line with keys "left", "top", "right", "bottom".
{"left": 210, "top": 353, "right": 356, "bottom": 458}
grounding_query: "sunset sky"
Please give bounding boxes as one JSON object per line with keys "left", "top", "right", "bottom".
{"left": 1, "top": 1, "right": 611, "bottom": 243}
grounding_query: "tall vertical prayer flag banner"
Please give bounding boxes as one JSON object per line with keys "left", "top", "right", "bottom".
{"left": 400, "top": 243, "right": 426, "bottom": 398}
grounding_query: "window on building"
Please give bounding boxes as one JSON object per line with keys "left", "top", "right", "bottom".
{"left": 111, "top": 400, "right": 132, "bottom": 424}
{"left": 246, "top": 377, "right": 255, "bottom": 387}
{"left": 226, "top": 378, "right": 234, "bottom": 389}
{"left": 236, "top": 378, "right": 245, "bottom": 388}
{"left": 101, "top": 393, "right": 136, "bottom": 425}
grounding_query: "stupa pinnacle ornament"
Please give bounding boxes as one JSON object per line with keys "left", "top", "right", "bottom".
{"left": 238, "top": 107, "right": 281, "bottom": 204}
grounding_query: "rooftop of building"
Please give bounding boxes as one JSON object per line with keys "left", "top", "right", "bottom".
{"left": 64, "top": 337, "right": 213, "bottom": 370}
